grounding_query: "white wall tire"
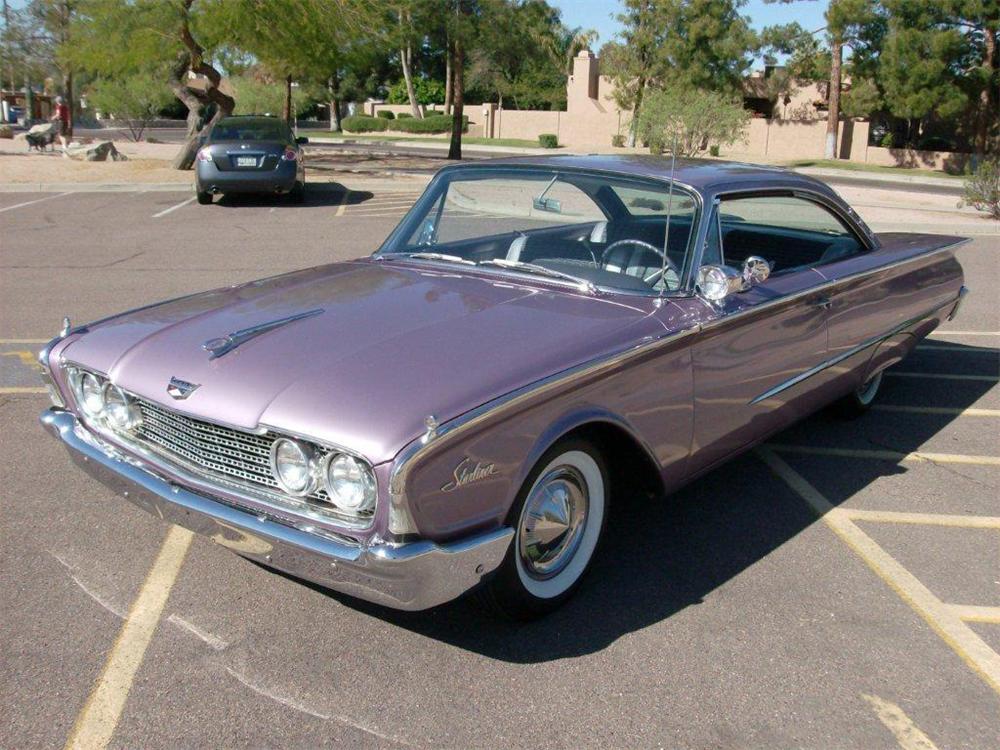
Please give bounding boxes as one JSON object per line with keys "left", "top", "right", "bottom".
{"left": 481, "top": 438, "right": 608, "bottom": 619}
{"left": 833, "top": 369, "right": 884, "bottom": 418}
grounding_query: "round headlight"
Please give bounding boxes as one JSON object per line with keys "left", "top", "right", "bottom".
{"left": 270, "top": 438, "right": 316, "bottom": 496}
{"left": 77, "top": 371, "right": 106, "bottom": 418}
{"left": 324, "top": 453, "right": 376, "bottom": 513}
{"left": 103, "top": 383, "right": 141, "bottom": 431}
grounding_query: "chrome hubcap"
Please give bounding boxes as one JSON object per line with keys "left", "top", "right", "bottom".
{"left": 518, "top": 466, "right": 589, "bottom": 579}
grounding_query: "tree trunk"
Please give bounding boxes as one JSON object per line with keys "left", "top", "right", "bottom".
{"left": 976, "top": 26, "right": 997, "bottom": 155}
{"left": 282, "top": 74, "right": 293, "bottom": 124}
{"left": 447, "top": 37, "right": 464, "bottom": 160}
{"left": 398, "top": 9, "right": 421, "bottom": 119}
{"left": 64, "top": 68, "right": 73, "bottom": 137}
{"left": 825, "top": 38, "right": 842, "bottom": 160}
{"left": 626, "top": 77, "right": 646, "bottom": 148}
{"left": 444, "top": 37, "right": 453, "bottom": 116}
{"left": 328, "top": 74, "right": 342, "bottom": 132}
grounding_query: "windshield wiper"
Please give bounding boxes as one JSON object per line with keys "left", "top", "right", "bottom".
{"left": 478, "top": 258, "right": 597, "bottom": 294}
{"left": 383, "top": 252, "right": 476, "bottom": 265}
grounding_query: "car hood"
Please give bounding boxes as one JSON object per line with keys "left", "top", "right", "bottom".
{"left": 60, "top": 260, "right": 664, "bottom": 463}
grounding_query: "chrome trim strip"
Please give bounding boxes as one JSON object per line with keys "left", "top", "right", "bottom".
{"left": 41, "top": 408, "right": 513, "bottom": 611}
{"left": 749, "top": 295, "right": 961, "bottom": 405}
{"left": 388, "top": 323, "right": 701, "bottom": 508}
{"left": 947, "top": 285, "right": 969, "bottom": 321}
{"left": 700, "top": 239, "right": 968, "bottom": 336}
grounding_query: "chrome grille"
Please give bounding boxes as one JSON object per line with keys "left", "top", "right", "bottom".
{"left": 133, "top": 398, "right": 336, "bottom": 507}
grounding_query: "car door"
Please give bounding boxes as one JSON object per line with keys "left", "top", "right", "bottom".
{"left": 686, "top": 193, "right": 847, "bottom": 476}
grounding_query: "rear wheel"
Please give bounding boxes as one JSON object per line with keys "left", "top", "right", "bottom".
{"left": 833, "top": 370, "right": 883, "bottom": 418}
{"left": 196, "top": 189, "right": 213, "bottom": 205}
{"left": 480, "top": 438, "right": 608, "bottom": 620}
{"left": 289, "top": 181, "right": 305, "bottom": 204}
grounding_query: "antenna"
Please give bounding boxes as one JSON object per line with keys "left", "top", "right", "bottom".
{"left": 658, "top": 132, "right": 679, "bottom": 299}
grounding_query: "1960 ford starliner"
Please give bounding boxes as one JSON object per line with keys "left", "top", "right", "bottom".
{"left": 39, "top": 156, "right": 968, "bottom": 619}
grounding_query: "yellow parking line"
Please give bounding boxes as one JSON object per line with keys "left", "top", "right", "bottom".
{"left": 887, "top": 371, "right": 997, "bottom": 383}
{"left": 65, "top": 526, "right": 194, "bottom": 750}
{"left": 843, "top": 509, "right": 1000, "bottom": 529}
{"left": 861, "top": 694, "right": 939, "bottom": 750}
{"left": 0, "top": 386, "right": 46, "bottom": 394}
{"left": 916, "top": 344, "right": 995, "bottom": 353}
{"left": 334, "top": 190, "right": 350, "bottom": 217}
{"left": 768, "top": 444, "right": 1000, "bottom": 466}
{"left": 947, "top": 605, "right": 1000, "bottom": 624}
{"left": 757, "top": 447, "right": 1000, "bottom": 696}
{"left": 0, "top": 338, "right": 47, "bottom": 344}
{"left": 872, "top": 405, "right": 1000, "bottom": 418}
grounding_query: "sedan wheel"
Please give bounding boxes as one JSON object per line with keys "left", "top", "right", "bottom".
{"left": 481, "top": 439, "right": 607, "bottom": 619}
{"left": 833, "top": 369, "right": 884, "bottom": 417}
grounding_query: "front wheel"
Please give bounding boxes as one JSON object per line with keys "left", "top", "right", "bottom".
{"left": 480, "top": 438, "right": 608, "bottom": 620}
{"left": 833, "top": 370, "right": 884, "bottom": 418}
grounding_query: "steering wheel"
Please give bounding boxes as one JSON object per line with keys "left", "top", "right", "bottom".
{"left": 600, "top": 238, "right": 680, "bottom": 287}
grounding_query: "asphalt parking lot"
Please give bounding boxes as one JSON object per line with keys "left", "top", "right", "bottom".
{"left": 1, "top": 183, "right": 998, "bottom": 749}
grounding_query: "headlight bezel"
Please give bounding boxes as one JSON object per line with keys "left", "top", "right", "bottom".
{"left": 269, "top": 437, "right": 319, "bottom": 497}
{"left": 323, "top": 452, "right": 377, "bottom": 513}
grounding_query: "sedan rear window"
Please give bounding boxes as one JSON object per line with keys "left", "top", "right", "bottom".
{"left": 210, "top": 119, "right": 291, "bottom": 142}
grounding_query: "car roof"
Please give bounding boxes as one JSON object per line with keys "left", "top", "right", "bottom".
{"left": 442, "top": 154, "right": 833, "bottom": 195}
{"left": 214, "top": 115, "right": 287, "bottom": 126}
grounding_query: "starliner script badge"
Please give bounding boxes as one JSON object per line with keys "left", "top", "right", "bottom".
{"left": 167, "top": 377, "right": 200, "bottom": 400}
{"left": 441, "top": 457, "right": 498, "bottom": 492}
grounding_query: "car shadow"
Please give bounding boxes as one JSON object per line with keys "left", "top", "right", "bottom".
{"left": 287, "top": 341, "right": 998, "bottom": 663}
{"left": 212, "top": 182, "right": 373, "bottom": 209}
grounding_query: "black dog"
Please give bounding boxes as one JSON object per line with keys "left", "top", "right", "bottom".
{"left": 26, "top": 131, "right": 56, "bottom": 151}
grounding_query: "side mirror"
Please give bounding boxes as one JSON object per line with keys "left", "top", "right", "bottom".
{"left": 295, "top": 136, "right": 309, "bottom": 145}
{"left": 696, "top": 265, "right": 743, "bottom": 303}
{"left": 741, "top": 256, "right": 771, "bottom": 289}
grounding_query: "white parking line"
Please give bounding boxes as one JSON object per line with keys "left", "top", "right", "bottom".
{"left": 151, "top": 196, "right": 195, "bottom": 218}
{"left": 0, "top": 192, "right": 69, "bottom": 213}
{"left": 862, "top": 694, "right": 939, "bottom": 750}
{"left": 916, "top": 344, "right": 997, "bottom": 353}
{"left": 872, "top": 405, "right": 1000, "bottom": 417}
{"left": 768, "top": 444, "right": 1000, "bottom": 466}
{"left": 929, "top": 331, "right": 1000, "bottom": 337}
{"left": 887, "top": 371, "right": 997, "bottom": 383}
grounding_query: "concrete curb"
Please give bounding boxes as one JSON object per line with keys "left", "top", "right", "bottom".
{"left": 306, "top": 136, "right": 553, "bottom": 155}
{"left": 0, "top": 182, "right": 191, "bottom": 193}
{"left": 794, "top": 166, "right": 963, "bottom": 190}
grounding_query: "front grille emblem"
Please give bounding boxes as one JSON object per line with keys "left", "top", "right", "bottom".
{"left": 167, "top": 377, "right": 200, "bottom": 400}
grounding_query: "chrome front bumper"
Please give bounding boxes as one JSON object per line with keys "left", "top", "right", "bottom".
{"left": 41, "top": 409, "right": 513, "bottom": 611}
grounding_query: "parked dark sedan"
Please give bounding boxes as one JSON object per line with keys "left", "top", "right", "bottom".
{"left": 195, "top": 115, "right": 307, "bottom": 204}
{"left": 40, "top": 156, "right": 967, "bottom": 619}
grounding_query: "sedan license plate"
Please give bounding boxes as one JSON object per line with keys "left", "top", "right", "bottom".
{"left": 236, "top": 156, "right": 257, "bottom": 167}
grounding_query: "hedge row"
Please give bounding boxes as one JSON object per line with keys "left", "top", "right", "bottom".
{"left": 342, "top": 113, "right": 468, "bottom": 134}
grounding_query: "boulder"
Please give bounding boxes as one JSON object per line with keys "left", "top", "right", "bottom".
{"left": 65, "top": 140, "right": 129, "bottom": 162}
{"left": 0, "top": 125, "right": 12, "bottom": 139}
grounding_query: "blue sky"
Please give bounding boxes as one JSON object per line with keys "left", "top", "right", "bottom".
{"left": 551, "top": 0, "right": 830, "bottom": 61}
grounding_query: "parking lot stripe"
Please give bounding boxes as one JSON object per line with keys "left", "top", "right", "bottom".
{"left": 0, "top": 192, "right": 69, "bottom": 214}
{"left": 861, "top": 694, "right": 939, "bottom": 750}
{"left": 843, "top": 509, "right": 1000, "bottom": 529}
{"left": 872, "top": 405, "right": 1000, "bottom": 417}
{"left": 0, "top": 386, "right": 46, "bottom": 394}
{"left": 0, "top": 338, "right": 47, "bottom": 344}
{"left": 887, "top": 371, "right": 998, "bottom": 382}
{"left": 151, "top": 196, "right": 195, "bottom": 218}
{"left": 946, "top": 605, "right": 1000, "bottom": 625}
{"left": 335, "top": 190, "right": 350, "bottom": 217}
{"left": 929, "top": 331, "right": 1000, "bottom": 336}
{"left": 768, "top": 444, "right": 1000, "bottom": 466}
{"left": 64, "top": 526, "right": 194, "bottom": 750}
{"left": 916, "top": 344, "right": 996, "bottom": 353}
{"left": 757, "top": 447, "right": 1000, "bottom": 696}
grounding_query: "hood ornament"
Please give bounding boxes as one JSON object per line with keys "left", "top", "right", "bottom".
{"left": 167, "top": 377, "right": 200, "bottom": 399}
{"left": 202, "top": 309, "right": 324, "bottom": 360}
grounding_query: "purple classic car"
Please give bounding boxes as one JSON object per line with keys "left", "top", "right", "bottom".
{"left": 39, "top": 156, "right": 968, "bottom": 619}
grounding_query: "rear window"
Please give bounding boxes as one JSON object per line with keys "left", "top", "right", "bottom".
{"left": 211, "top": 120, "right": 290, "bottom": 142}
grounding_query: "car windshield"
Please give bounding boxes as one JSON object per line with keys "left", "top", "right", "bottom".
{"left": 210, "top": 119, "right": 291, "bottom": 142}
{"left": 377, "top": 168, "right": 698, "bottom": 294}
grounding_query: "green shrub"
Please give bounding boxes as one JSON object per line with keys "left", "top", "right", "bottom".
{"left": 538, "top": 133, "right": 558, "bottom": 148}
{"left": 392, "top": 114, "right": 467, "bottom": 134}
{"left": 342, "top": 115, "right": 389, "bottom": 133}
{"left": 396, "top": 112, "right": 413, "bottom": 119}
{"left": 649, "top": 141, "right": 665, "bottom": 155}
{"left": 611, "top": 134, "right": 625, "bottom": 148}
{"left": 880, "top": 132, "right": 894, "bottom": 148}
{"left": 376, "top": 110, "right": 395, "bottom": 120}
{"left": 637, "top": 85, "right": 749, "bottom": 157}
{"left": 709, "top": 144, "right": 720, "bottom": 157}
{"left": 917, "top": 135, "right": 955, "bottom": 152}
{"left": 959, "top": 157, "right": 1000, "bottom": 220}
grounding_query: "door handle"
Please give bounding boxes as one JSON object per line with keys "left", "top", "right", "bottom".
{"left": 808, "top": 295, "right": 832, "bottom": 309}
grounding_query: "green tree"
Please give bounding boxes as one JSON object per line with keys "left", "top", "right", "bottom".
{"left": 636, "top": 84, "right": 750, "bottom": 156}
{"left": 88, "top": 71, "right": 173, "bottom": 140}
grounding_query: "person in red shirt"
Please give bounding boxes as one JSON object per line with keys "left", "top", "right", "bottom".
{"left": 51, "top": 95, "right": 70, "bottom": 152}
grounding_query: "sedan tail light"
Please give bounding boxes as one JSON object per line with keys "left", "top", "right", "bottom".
{"left": 281, "top": 148, "right": 297, "bottom": 162}
{"left": 197, "top": 148, "right": 213, "bottom": 162}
